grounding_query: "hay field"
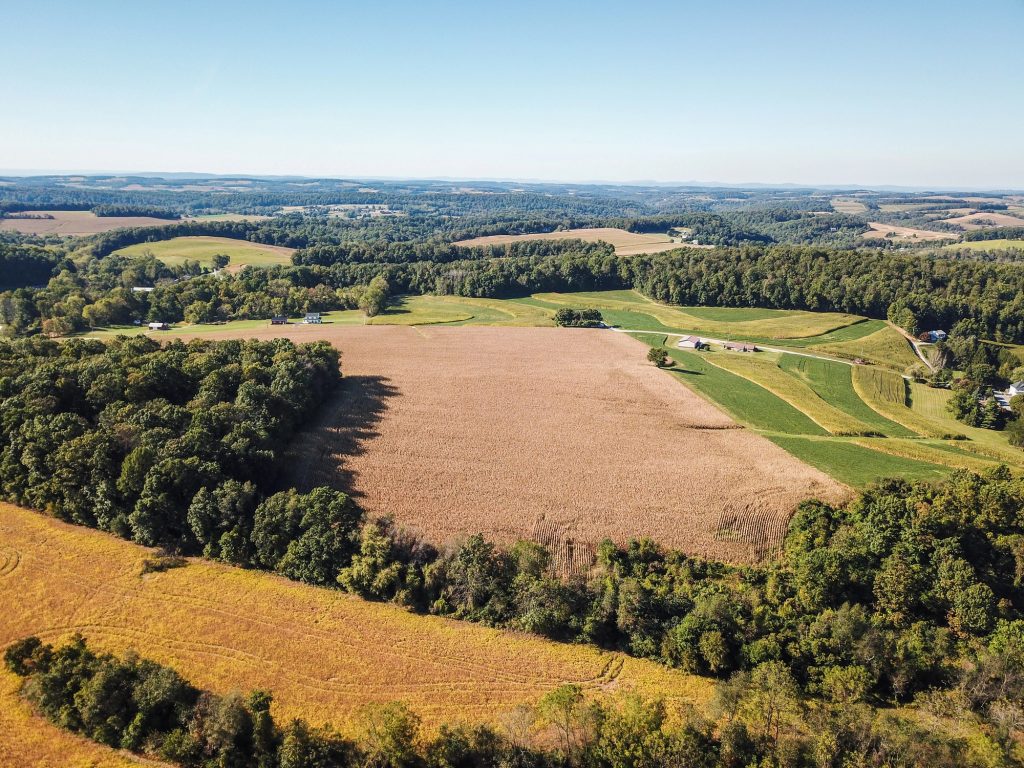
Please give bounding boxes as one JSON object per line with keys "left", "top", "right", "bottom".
{"left": 0, "top": 210, "right": 179, "bottom": 235}
{"left": 0, "top": 503, "right": 712, "bottom": 749}
{"left": 181, "top": 325, "right": 846, "bottom": 562}
{"left": 112, "top": 236, "right": 295, "bottom": 269}
{"left": 453, "top": 228, "right": 687, "bottom": 255}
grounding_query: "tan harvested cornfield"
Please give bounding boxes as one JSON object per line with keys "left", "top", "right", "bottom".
{"left": 0, "top": 504, "right": 711, "bottom": 752}
{"left": 0, "top": 210, "right": 179, "bottom": 235}
{"left": 453, "top": 227, "right": 687, "bottom": 255}
{"left": 182, "top": 325, "right": 846, "bottom": 561}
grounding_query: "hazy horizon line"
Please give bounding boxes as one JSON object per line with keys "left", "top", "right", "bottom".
{"left": 1, "top": 168, "right": 1021, "bottom": 194}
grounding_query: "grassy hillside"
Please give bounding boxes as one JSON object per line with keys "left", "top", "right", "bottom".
{"left": 112, "top": 236, "right": 295, "bottom": 268}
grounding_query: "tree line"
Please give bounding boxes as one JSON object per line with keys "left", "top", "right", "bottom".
{"left": 0, "top": 336, "right": 355, "bottom": 577}
{"left": 6, "top": 634, "right": 1010, "bottom": 768}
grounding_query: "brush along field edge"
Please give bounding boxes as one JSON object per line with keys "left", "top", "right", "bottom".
{"left": 0, "top": 504, "right": 711, "bottom": 741}
{"left": 174, "top": 325, "right": 847, "bottom": 562}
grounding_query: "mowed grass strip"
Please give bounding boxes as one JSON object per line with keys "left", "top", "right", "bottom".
{"left": 703, "top": 352, "right": 873, "bottom": 436}
{"left": 766, "top": 436, "right": 949, "bottom": 487}
{"left": 112, "top": 236, "right": 295, "bottom": 268}
{"left": 851, "top": 367, "right": 947, "bottom": 438}
{"left": 808, "top": 326, "right": 921, "bottom": 371}
{"left": 778, "top": 356, "right": 914, "bottom": 437}
{"left": 849, "top": 438, "right": 1004, "bottom": 475}
{"left": 665, "top": 348, "right": 826, "bottom": 435}
{"left": 0, "top": 504, "right": 712, "bottom": 737}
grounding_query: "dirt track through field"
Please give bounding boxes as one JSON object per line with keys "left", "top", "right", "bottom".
{"left": 185, "top": 325, "right": 845, "bottom": 561}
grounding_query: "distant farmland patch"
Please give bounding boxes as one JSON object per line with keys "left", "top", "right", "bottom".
{"left": 454, "top": 227, "right": 690, "bottom": 255}
{"left": 861, "top": 222, "right": 958, "bottom": 242}
{"left": 180, "top": 325, "right": 846, "bottom": 562}
{"left": 938, "top": 210, "right": 1024, "bottom": 229}
{"left": 112, "top": 235, "right": 295, "bottom": 269}
{"left": 831, "top": 197, "right": 868, "bottom": 214}
{"left": 943, "top": 238, "right": 1024, "bottom": 252}
{"left": 0, "top": 210, "right": 178, "bottom": 235}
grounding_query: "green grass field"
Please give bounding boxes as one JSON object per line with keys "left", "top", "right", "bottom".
{"left": 112, "top": 236, "right": 295, "bottom": 268}
{"left": 368, "top": 295, "right": 553, "bottom": 326}
{"left": 943, "top": 239, "right": 1024, "bottom": 252}
{"left": 81, "top": 312, "right": 367, "bottom": 338}
{"left": 705, "top": 351, "right": 872, "bottom": 435}
{"left": 767, "top": 436, "right": 949, "bottom": 486}
{"left": 779, "top": 357, "right": 914, "bottom": 437}
{"left": 532, "top": 291, "right": 863, "bottom": 340}
{"left": 807, "top": 326, "right": 921, "bottom": 370}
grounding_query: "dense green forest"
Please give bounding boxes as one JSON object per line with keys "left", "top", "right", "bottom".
{"left": 0, "top": 336, "right": 358, "bottom": 579}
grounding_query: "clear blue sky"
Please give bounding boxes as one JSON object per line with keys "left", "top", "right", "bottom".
{"left": 2, "top": 0, "right": 1022, "bottom": 187}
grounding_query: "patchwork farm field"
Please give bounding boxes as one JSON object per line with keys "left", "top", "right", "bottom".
{"left": 179, "top": 325, "right": 846, "bottom": 562}
{"left": 0, "top": 210, "right": 178, "bottom": 235}
{"left": 83, "top": 288, "right": 1022, "bottom": 489}
{"left": 861, "top": 222, "right": 958, "bottom": 242}
{"left": 112, "top": 235, "right": 295, "bottom": 269}
{"left": 0, "top": 503, "right": 712, "bottom": 758}
{"left": 453, "top": 227, "right": 688, "bottom": 255}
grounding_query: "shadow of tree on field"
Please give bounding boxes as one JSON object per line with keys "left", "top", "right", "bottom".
{"left": 280, "top": 374, "right": 400, "bottom": 498}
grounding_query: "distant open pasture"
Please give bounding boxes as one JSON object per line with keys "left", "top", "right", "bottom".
{"left": 112, "top": 235, "right": 295, "bottom": 269}
{"left": 176, "top": 325, "right": 846, "bottom": 562}
{"left": 861, "top": 222, "right": 958, "bottom": 242}
{"left": 0, "top": 503, "right": 711, "bottom": 752}
{"left": 830, "top": 197, "right": 868, "bottom": 214}
{"left": 453, "top": 227, "right": 689, "bottom": 255}
{"left": 0, "top": 210, "right": 178, "bottom": 235}
{"left": 943, "top": 238, "right": 1024, "bottom": 252}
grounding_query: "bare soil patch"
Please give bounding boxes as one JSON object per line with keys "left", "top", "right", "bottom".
{"left": 184, "top": 325, "right": 846, "bottom": 561}
{"left": 454, "top": 227, "right": 687, "bottom": 255}
{"left": 0, "top": 210, "right": 179, "bottom": 235}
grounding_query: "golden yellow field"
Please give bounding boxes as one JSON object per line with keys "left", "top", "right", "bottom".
{"left": 0, "top": 210, "right": 178, "bottom": 235}
{"left": 861, "top": 222, "right": 958, "bottom": 242}
{"left": 0, "top": 503, "right": 712, "bottom": 756}
{"left": 180, "top": 325, "right": 845, "bottom": 562}
{"left": 453, "top": 227, "right": 688, "bottom": 255}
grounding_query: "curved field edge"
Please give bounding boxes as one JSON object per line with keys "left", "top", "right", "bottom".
{"left": 1, "top": 668, "right": 148, "bottom": 767}
{"left": 701, "top": 351, "right": 872, "bottom": 436}
{"left": 0, "top": 503, "right": 712, "bottom": 736}
{"left": 531, "top": 291, "right": 864, "bottom": 339}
